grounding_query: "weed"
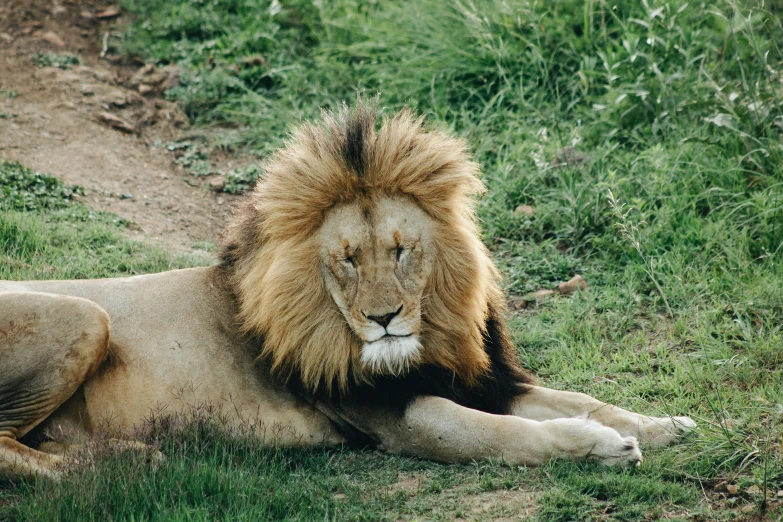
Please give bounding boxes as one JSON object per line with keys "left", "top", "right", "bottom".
{"left": 223, "top": 164, "right": 262, "bottom": 193}
{"left": 0, "top": 161, "right": 83, "bottom": 212}
{"left": 607, "top": 189, "right": 673, "bottom": 317}
{"left": 31, "top": 52, "right": 81, "bottom": 70}
{"left": 166, "top": 140, "right": 219, "bottom": 176}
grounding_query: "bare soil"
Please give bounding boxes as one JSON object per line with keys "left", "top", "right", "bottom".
{"left": 0, "top": 0, "right": 242, "bottom": 252}
{"left": 389, "top": 472, "right": 540, "bottom": 521}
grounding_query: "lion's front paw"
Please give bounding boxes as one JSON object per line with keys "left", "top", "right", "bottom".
{"left": 589, "top": 427, "right": 642, "bottom": 467}
{"left": 639, "top": 416, "right": 696, "bottom": 448}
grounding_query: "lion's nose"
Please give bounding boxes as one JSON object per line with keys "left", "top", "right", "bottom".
{"left": 366, "top": 306, "right": 402, "bottom": 329}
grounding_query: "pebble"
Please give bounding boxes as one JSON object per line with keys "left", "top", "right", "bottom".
{"left": 209, "top": 176, "right": 226, "bottom": 192}
{"left": 41, "top": 31, "right": 65, "bottom": 47}
{"left": 514, "top": 204, "right": 534, "bottom": 216}
{"left": 557, "top": 275, "right": 588, "bottom": 295}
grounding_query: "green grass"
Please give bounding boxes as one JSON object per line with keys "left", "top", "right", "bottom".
{"left": 3, "top": 0, "right": 783, "bottom": 519}
{"left": 0, "top": 161, "right": 208, "bottom": 282}
{"left": 8, "top": 414, "right": 702, "bottom": 521}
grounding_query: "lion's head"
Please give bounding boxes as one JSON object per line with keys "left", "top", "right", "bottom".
{"left": 220, "top": 102, "right": 505, "bottom": 394}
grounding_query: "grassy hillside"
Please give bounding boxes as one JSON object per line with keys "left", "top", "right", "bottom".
{"left": 3, "top": 0, "right": 783, "bottom": 519}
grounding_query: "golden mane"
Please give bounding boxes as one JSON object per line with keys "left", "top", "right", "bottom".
{"left": 219, "top": 103, "right": 504, "bottom": 394}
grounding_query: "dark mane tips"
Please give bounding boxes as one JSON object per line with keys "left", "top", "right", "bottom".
{"left": 332, "top": 100, "right": 377, "bottom": 177}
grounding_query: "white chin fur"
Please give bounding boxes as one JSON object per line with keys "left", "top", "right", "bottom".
{"left": 361, "top": 336, "right": 422, "bottom": 375}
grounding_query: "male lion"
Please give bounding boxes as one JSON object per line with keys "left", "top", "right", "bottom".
{"left": 0, "top": 104, "right": 694, "bottom": 480}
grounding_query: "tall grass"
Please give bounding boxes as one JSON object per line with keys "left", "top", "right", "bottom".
{"left": 120, "top": 0, "right": 783, "bottom": 263}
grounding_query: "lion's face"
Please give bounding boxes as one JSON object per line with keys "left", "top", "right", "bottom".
{"left": 319, "top": 196, "right": 435, "bottom": 375}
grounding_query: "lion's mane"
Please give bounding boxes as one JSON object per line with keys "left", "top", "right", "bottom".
{"left": 220, "top": 103, "right": 529, "bottom": 400}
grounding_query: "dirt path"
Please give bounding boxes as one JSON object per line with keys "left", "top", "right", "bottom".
{"left": 0, "top": 0, "right": 240, "bottom": 252}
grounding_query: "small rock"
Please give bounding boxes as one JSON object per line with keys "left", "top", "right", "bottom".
{"left": 120, "top": 193, "right": 133, "bottom": 200}
{"left": 80, "top": 84, "right": 95, "bottom": 95}
{"left": 557, "top": 275, "right": 588, "bottom": 296}
{"left": 777, "top": 489, "right": 783, "bottom": 497}
{"left": 0, "top": 32, "right": 13, "bottom": 43}
{"left": 51, "top": 4, "right": 67, "bottom": 16}
{"left": 77, "top": 65, "right": 114, "bottom": 83}
{"left": 746, "top": 485, "right": 761, "bottom": 496}
{"left": 134, "top": 106, "right": 158, "bottom": 128}
{"left": 162, "top": 65, "right": 181, "bottom": 89}
{"left": 138, "top": 84, "right": 155, "bottom": 95}
{"left": 522, "top": 289, "right": 556, "bottom": 301}
{"left": 57, "top": 71, "right": 81, "bottom": 83}
{"left": 95, "top": 7, "right": 121, "bottom": 19}
{"left": 514, "top": 204, "right": 535, "bottom": 216}
{"left": 96, "top": 111, "right": 134, "bottom": 133}
{"left": 130, "top": 64, "right": 168, "bottom": 88}
{"left": 210, "top": 176, "right": 226, "bottom": 192}
{"left": 242, "top": 54, "right": 266, "bottom": 66}
{"left": 130, "top": 63, "right": 156, "bottom": 86}
{"left": 41, "top": 31, "right": 65, "bottom": 47}
{"left": 726, "top": 484, "right": 738, "bottom": 495}
{"left": 24, "top": 22, "right": 43, "bottom": 36}
{"left": 103, "top": 89, "right": 129, "bottom": 106}
{"left": 551, "top": 146, "right": 588, "bottom": 169}
{"left": 740, "top": 504, "right": 756, "bottom": 514}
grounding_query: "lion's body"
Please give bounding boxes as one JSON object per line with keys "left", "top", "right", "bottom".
{"left": 0, "top": 104, "right": 694, "bottom": 480}
{"left": 1, "top": 268, "right": 343, "bottom": 451}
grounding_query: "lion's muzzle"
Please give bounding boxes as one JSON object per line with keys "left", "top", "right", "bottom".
{"left": 360, "top": 335, "right": 422, "bottom": 374}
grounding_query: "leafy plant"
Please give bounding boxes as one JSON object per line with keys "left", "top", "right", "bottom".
{"left": 223, "top": 164, "right": 262, "bottom": 193}
{"left": 0, "top": 161, "right": 83, "bottom": 211}
{"left": 31, "top": 52, "right": 81, "bottom": 69}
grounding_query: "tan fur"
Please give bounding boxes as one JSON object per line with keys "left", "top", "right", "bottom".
{"left": 220, "top": 103, "right": 497, "bottom": 394}
{"left": 0, "top": 104, "right": 695, "bottom": 481}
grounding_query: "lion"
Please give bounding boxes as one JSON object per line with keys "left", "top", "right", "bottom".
{"left": 0, "top": 103, "right": 695, "bottom": 480}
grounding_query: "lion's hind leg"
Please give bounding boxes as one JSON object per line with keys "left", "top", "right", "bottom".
{"left": 510, "top": 386, "right": 696, "bottom": 448}
{"left": 0, "top": 438, "right": 71, "bottom": 480}
{"left": 0, "top": 292, "right": 111, "bottom": 480}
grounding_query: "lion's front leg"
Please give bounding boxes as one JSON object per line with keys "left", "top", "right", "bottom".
{"left": 510, "top": 386, "right": 695, "bottom": 449}
{"left": 374, "top": 396, "right": 642, "bottom": 467}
